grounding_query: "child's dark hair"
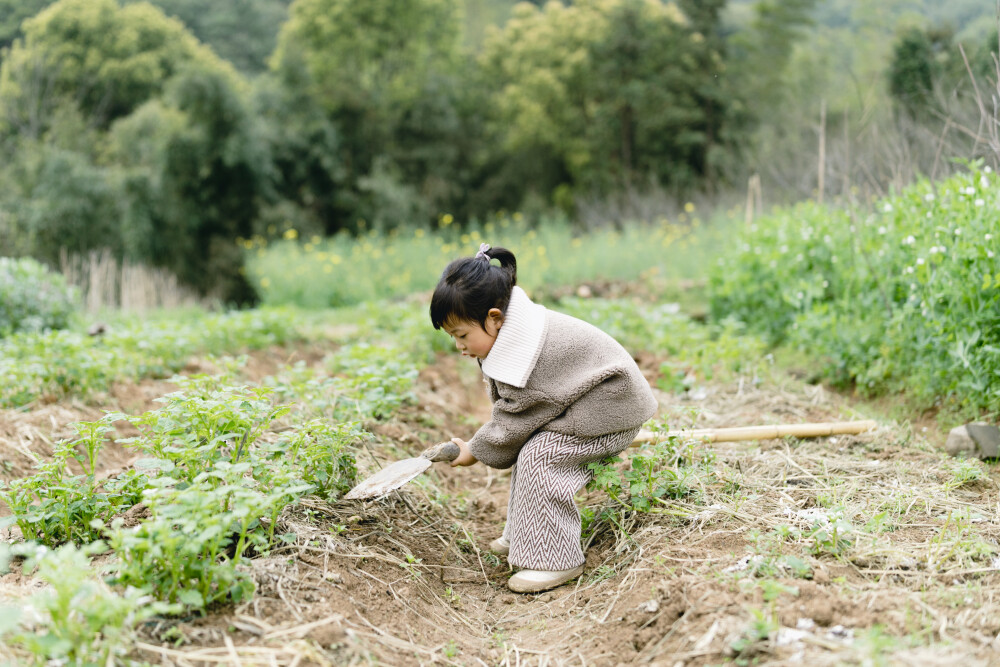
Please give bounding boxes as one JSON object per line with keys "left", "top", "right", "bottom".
{"left": 430, "top": 246, "right": 517, "bottom": 330}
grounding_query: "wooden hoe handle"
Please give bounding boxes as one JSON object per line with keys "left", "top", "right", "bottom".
{"left": 633, "top": 419, "right": 878, "bottom": 445}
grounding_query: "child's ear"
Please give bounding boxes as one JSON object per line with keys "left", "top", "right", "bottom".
{"left": 487, "top": 307, "right": 504, "bottom": 328}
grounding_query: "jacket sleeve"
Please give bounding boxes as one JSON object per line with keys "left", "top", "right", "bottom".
{"left": 467, "top": 385, "right": 567, "bottom": 469}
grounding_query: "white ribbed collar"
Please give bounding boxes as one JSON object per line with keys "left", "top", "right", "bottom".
{"left": 480, "top": 286, "right": 547, "bottom": 388}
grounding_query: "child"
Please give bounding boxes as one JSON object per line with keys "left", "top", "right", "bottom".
{"left": 430, "top": 243, "right": 658, "bottom": 593}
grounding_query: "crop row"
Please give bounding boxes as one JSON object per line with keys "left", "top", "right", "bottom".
{"left": 0, "top": 304, "right": 431, "bottom": 663}
{"left": 0, "top": 295, "right": 736, "bottom": 663}
{"left": 0, "top": 307, "right": 328, "bottom": 409}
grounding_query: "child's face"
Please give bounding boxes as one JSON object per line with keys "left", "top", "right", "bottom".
{"left": 443, "top": 310, "right": 503, "bottom": 360}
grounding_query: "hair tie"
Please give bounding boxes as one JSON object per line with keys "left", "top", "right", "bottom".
{"left": 475, "top": 243, "right": 491, "bottom": 261}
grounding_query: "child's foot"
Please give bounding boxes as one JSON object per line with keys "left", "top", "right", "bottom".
{"left": 489, "top": 536, "right": 510, "bottom": 556}
{"left": 508, "top": 565, "right": 584, "bottom": 593}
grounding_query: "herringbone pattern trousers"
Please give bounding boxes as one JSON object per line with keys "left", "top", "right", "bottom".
{"left": 503, "top": 427, "right": 640, "bottom": 570}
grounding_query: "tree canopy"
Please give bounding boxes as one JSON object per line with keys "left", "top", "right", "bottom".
{"left": 0, "top": 0, "right": 235, "bottom": 135}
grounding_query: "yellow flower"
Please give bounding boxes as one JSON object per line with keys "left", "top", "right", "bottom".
{"left": 311, "top": 235, "right": 321, "bottom": 245}
{"left": 537, "top": 246, "right": 547, "bottom": 256}
{"left": 684, "top": 202, "right": 695, "bottom": 213}
{"left": 260, "top": 277, "right": 271, "bottom": 288}
{"left": 513, "top": 212, "right": 524, "bottom": 222}
{"left": 415, "top": 228, "right": 425, "bottom": 238}
{"left": 304, "top": 243, "right": 314, "bottom": 252}
{"left": 571, "top": 238, "right": 582, "bottom": 248}
{"left": 284, "top": 228, "right": 298, "bottom": 240}
{"left": 331, "top": 255, "right": 343, "bottom": 265}
{"left": 440, "top": 213, "right": 454, "bottom": 226}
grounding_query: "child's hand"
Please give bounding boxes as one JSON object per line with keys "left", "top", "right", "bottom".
{"left": 449, "top": 438, "right": 478, "bottom": 467}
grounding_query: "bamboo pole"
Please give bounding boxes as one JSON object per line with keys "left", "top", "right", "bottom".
{"left": 633, "top": 419, "right": 877, "bottom": 445}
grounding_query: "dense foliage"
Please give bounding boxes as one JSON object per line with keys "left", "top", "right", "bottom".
{"left": 0, "top": 256, "right": 77, "bottom": 336}
{"left": 710, "top": 163, "right": 1000, "bottom": 416}
{"left": 0, "top": 0, "right": 994, "bottom": 306}
{"left": 0, "top": 0, "right": 839, "bottom": 303}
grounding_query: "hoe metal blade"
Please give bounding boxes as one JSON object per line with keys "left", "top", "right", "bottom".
{"left": 344, "top": 441, "right": 460, "bottom": 500}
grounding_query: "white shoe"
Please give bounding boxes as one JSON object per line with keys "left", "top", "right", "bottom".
{"left": 508, "top": 565, "right": 584, "bottom": 593}
{"left": 490, "top": 536, "right": 510, "bottom": 556}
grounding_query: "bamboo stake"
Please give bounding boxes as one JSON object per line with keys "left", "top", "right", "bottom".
{"left": 633, "top": 419, "right": 877, "bottom": 445}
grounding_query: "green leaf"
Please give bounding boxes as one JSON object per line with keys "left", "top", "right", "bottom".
{"left": 135, "top": 458, "right": 176, "bottom": 472}
{"left": 177, "top": 589, "right": 205, "bottom": 608}
{"left": 0, "top": 605, "right": 22, "bottom": 634}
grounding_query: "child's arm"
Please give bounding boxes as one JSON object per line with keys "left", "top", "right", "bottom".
{"left": 466, "top": 391, "right": 566, "bottom": 469}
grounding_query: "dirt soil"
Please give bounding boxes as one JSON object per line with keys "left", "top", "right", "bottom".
{"left": 3, "top": 344, "right": 1000, "bottom": 666}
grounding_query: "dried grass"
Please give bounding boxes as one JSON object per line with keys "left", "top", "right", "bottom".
{"left": 59, "top": 248, "right": 201, "bottom": 313}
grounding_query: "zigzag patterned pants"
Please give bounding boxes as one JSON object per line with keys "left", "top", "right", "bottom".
{"left": 503, "top": 427, "right": 640, "bottom": 571}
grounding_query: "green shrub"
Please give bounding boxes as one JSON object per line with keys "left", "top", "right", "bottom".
{"left": 710, "top": 163, "right": 1000, "bottom": 415}
{"left": 0, "top": 257, "right": 78, "bottom": 337}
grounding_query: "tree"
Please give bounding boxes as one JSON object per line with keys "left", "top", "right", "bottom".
{"left": 477, "top": 0, "right": 734, "bottom": 204}
{"left": 272, "top": 0, "right": 468, "bottom": 230}
{"left": 0, "top": 0, "right": 51, "bottom": 50}
{"left": 252, "top": 67, "right": 346, "bottom": 236}
{"left": 0, "top": 138, "right": 122, "bottom": 266}
{"left": 888, "top": 27, "right": 937, "bottom": 117}
{"left": 110, "top": 65, "right": 269, "bottom": 302}
{"left": 726, "top": 0, "right": 817, "bottom": 122}
{"left": 0, "top": 0, "right": 235, "bottom": 136}
{"left": 130, "top": 0, "right": 293, "bottom": 74}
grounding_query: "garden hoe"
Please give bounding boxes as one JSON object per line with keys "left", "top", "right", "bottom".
{"left": 344, "top": 419, "right": 877, "bottom": 501}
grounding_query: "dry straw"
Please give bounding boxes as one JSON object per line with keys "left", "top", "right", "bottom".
{"left": 59, "top": 249, "right": 200, "bottom": 312}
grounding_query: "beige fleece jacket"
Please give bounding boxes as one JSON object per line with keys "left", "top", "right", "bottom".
{"left": 468, "top": 287, "right": 658, "bottom": 469}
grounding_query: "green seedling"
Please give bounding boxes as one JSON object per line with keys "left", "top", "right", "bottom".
{"left": 0, "top": 542, "right": 177, "bottom": 665}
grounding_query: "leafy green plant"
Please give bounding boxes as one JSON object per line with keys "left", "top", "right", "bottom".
{"left": 944, "top": 459, "right": 988, "bottom": 489}
{"left": 0, "top": 414, "right": 145, "bottom": 546}
{"left": 325, "top": 343, "right": 419, "bottom": 420}
{"left": 729, "top": 607, "right": 779, "bottom": 663}
{"left": 0, "top": 542, "right": 175, "bottom": 665}
{"left": 261, "top": 419, "right": 362, "bottom": 499}
{"left": 806, "top": 517, "right": 855, "bottom": 558}
{"left": 0, "top": 257, "right": 78, "bottom": 337}
{"left": 109, "top": 462, "right": 309, "bottom": 610}
{"left": 587, "top": 430, "right": 708, "bottom": 514}
{"left": 710, "top": 163, "right": 1000, "bottom": 415}
{"left": 124, "top": 374, "right": 292, "bottom": 483}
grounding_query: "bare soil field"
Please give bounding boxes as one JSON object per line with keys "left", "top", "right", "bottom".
{"left": 2, "top": 344, "right": 1000, "bottom": 666}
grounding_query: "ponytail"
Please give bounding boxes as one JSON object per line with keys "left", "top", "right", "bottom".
{"left": 430, "top": 245, "right": 518, "bottom": 330}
